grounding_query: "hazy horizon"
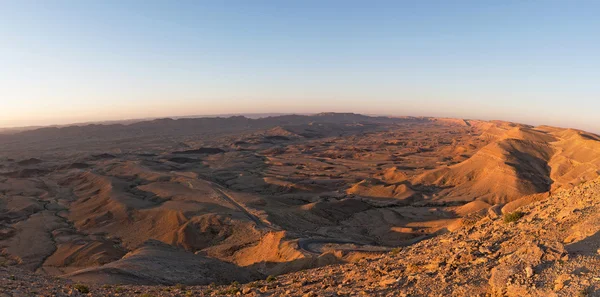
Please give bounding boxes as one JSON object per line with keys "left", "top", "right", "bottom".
{"left": 2, "top": 111, "right": 593, "bottom": 136}
{"left": 2, "top": 1, "right": 599, "bottom": 132}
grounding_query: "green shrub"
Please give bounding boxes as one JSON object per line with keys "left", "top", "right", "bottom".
{"left": 503, "top": 211, "right": 525, "bottom": 223}
{"left": 74, "top": 284, "right": 90, "bottom": 293}
{"left": 266, "top": 275, "right": 276, "bottom": 282}
{"left": 217, "top": 287, "right": 240, "bottom": 295}
{"left": 390, "top": 247, "right": 402, "bottom": 255}
{"left": 175, "top": 283, "right": 186, "bottom": 290}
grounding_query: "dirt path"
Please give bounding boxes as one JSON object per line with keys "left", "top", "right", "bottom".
{"left": 185, "top": 178, "right": 274, "bottom": 230}
{"left": 208, "top": 181, "right": 269, "bottom": 229}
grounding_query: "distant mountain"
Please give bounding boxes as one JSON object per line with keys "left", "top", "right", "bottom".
{"left": 0, "top": 113, "right": 423, "bottom": 142}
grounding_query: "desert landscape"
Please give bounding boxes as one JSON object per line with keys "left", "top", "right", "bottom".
{"left": 2, "top": 113, "right": 600, "bottom": 296}
{"left": 3, "top": 1, "right": 599, "bottom": 295}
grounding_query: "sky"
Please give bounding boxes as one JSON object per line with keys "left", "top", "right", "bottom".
{"left": 1, "top": 1, "right": 599, "bottom": 131}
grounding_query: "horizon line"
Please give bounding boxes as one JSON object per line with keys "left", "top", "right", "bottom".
{"left": 0, "top": 111, "right": 566, "bottom": 133}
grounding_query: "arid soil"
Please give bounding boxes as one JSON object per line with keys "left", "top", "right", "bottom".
{"left": 1, "top": 113, "right": 600, "bottom": 296}
{"left": 4, "top": 172, "right": 600, "bottom": 296}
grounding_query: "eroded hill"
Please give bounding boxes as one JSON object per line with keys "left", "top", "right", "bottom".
{"left": 1, "top": 113, "right": 600, "bottom": 292}
{"left": 3, "top": 163, "right": 600, "bottom": 296}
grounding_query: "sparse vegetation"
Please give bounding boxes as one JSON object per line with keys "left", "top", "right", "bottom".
{"left": 266, "top": 275, "right": 276, "bottom": 282}
{"left": 217, "top": 287, "right": 240, "bottom": 295}
{"left": 390, "top": 247, "right": 402, "bottom": 255}
{"left": 503, "top": 211, "right": 525, "bottom": 223}
{"left": 175, "top": 283, "right": 186, "bottom": 290}
{"left": 73, "top": 284, "right": 90, "bottom": 293}
{"left": 578, "top": 287, "right": 591, "bottom": 297}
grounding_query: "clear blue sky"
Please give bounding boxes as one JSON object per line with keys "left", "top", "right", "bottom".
{"left": 1, "top": 1, "right": 599, "bottom": 131}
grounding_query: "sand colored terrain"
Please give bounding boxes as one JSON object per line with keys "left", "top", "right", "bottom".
{"left": 4, "top": 174, "right": 600, "bottom": 296}
{"left": 65, "top": 240, "right": 260, "bottom": 285}
{"left": 1, "top": 113, "right": 600, "bottom": 290}
{"left": 408, "top": 126, "right": 600, "bottom": 206}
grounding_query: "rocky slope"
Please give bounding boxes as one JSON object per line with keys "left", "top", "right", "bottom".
{"left": 3, "top": 177, "right": 600, "bottom": 296}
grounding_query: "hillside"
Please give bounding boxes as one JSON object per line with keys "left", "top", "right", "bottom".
{"left": 2, "top": 113, "right": 600, "bottom": 296}
{"left": 3, "top": 175, "right": 600, "bottom": 296}
{"left": 359, "top": 125, "right": 600, "bottom": 206}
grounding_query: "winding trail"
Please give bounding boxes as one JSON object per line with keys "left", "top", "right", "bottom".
{"left": 208, "top": 181, "right": 270, "bottom": 229}
{"left": 185, "top": 179, "right": 274, "bottom": 230}
{"left": 182, "top": 175, "right": 411, "bottom": 255}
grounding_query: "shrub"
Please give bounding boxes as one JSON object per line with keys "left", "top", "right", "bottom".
{"left": 390, "top": 247, "right": 402, "bottom": 255}
{"left": 578, "top": 288, "right": 591, "bottom": 297}
{"left": 73, "top": 284, "right": 90, "bottom": 293}
{"left": 175, "top": 283, "right": 186, "bottom": 290}
{"left": 503, "top": 211, "right": 525, "bottom": 223}
{"left": 266, "top": 275, "right": 276, "bottom": 283}
{"left": 217, "top": 287, "right": 240, "bottom": 295}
